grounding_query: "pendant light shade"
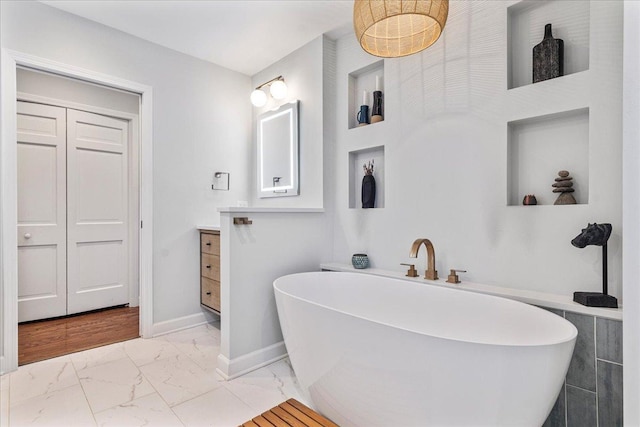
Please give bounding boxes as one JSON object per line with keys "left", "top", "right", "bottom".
{"left": 354, "top": 0, "right": 449, "bottom": 58}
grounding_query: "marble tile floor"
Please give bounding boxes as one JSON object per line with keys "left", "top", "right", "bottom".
{"left": 0, "top": 322, "right": 310, "bottom": 427}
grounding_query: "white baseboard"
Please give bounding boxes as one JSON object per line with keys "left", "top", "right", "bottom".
{"left": 0, "top": 355, "right": 8, "bottom": 376}
{"left": 216, "top": 341, "right": 287, "bottom": 380}
{"left": 151, "top": 311, "right": 218, "bottom": 337}
{"left": 0, "top": 355, "right": 15, "bottom": 376}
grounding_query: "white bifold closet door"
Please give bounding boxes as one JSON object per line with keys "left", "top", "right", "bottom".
{"left": 17, "top": 102, "right": 67, "bottom": 322}
{"left": 17, "top": 102, "right": 130, "bottom": 322}
{"left": 66, "top": 109, "right": 129, "bottom": 315}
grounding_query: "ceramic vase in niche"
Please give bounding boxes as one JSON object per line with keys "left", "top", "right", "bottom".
{"left": 362, "top": 160, "right": 376, "bottom": 209}
{"left": 357, "top": 105, "right": 370, "bottom": 126}
{"left": 533, "top": 23, "right": 564, "bottom": 83}
{"left": 371, "top": 91, "right": 383, "bottom": 123}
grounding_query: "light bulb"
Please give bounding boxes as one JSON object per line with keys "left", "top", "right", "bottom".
{"left": 250, "top": 89, "right": 267, "bottom": 107}
{"left": 269, "top": 80, "right": 287, "bottom": 100}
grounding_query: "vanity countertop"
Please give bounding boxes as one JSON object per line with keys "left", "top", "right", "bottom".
{"left": 197, "top": 225, "right": 220, "bottom": 232}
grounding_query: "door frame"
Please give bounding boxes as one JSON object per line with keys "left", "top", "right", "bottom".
{"left": 1, "top": 49, "right": 154, "bottom": 374}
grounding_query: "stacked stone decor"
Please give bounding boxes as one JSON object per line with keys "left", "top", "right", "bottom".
{"left": 553, "top": 170, "right": 577, "bottom": 205}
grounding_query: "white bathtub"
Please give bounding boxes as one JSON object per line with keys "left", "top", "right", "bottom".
{"left": 274, "top": 271, "right": 577, "bottom": 427}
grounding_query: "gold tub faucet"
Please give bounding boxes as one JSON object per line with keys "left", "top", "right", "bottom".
{"left": 409, "top": 238, "right": 438, "bottom": 280}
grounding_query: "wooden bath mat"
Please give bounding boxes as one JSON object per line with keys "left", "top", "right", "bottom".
{"left": 240, "top": 398, "right": 339, "bottom": 427}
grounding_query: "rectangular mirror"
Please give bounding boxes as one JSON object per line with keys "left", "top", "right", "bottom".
{"left": 257, "top": 100, "right": 299, "bottom": 198}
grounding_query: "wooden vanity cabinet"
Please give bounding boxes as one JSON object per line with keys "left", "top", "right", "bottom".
{"left": 200, "top": 230, "right": 220, "bottom": 313}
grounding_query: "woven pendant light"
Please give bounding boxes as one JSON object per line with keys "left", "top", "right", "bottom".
{"left": 354, "top": 0, "right": 449, "bottom": 58}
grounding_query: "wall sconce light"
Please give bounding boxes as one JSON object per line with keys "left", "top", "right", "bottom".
{"left": 250, "top": 76, "right": 288, "bottom": 107}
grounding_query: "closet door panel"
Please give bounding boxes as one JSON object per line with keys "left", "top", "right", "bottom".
{"left": 67, "top": 109, "right": 129, "bottom": 314}
{"left": 18, "top": 246, "right": 58, "bottom": 297}
{"left": 75, "top": 149, "right": 124, "bottom": 222}
{"left": 16, "top": 102, "right": 67, "bottom": 322}
{"left": 17, "top": 143, "right": 58, "bottom": 223}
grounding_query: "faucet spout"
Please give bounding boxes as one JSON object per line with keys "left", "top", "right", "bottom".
{"left": 409, "top": 238, "right": 438, "bottom": 280}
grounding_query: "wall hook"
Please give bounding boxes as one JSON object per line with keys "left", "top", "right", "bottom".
{"left": 233, "top": 217, "right": 252, "bottom": 225}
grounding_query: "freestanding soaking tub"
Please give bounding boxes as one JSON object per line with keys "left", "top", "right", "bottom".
{"left": 274, "top": 272, "right": 577, "bottom": 427}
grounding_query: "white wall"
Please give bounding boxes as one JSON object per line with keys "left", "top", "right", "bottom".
{"left": 218, "top": 209, "right": 329, "bottom": 379}
{"left": 0, "top": 1, "right": 252, "bottom": 327}
{"left": 331, "top": 1, "right": 624, "bottom": 299}
{"left": 217, "top": 36, "right": 336, "bottom": 378}
{"left": 322, "top": 37, "right": 337, "bottom": 248}
{"left": 623, "top": 1, "right": 640, "bottom": 423}
{"left": 250, "top": 37, "right": 325, "bottom": 208}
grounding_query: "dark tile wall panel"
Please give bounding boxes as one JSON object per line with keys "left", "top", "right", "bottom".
{"left": 597, "top": 361, "right": 623, "bottom": 427}
{"left": 565, "top": 312, "right": 596, "bottom": 391}
{"left": 596, "top": 318, "right": 623, "bottom": 364}
{"left": 567, "top": 385, "right": 597, "bottom": 427}
{"left": 542, "top": 309, "right": 623, "bottom": 427}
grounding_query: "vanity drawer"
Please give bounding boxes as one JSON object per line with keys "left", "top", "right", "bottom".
{"left": 201, "top": 233, "right": 220, "bottom": 255}
{"left": 199, "top": 230, "right": 220, "bottom": 314}
{"left": 201, "top": 253, "right": 220, "bottom": 280}
{"left": 201, "top": 277, "right": 220, "bottom": 312}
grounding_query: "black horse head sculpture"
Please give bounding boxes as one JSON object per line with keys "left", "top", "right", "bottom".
{"left": 571, "top": 223, "right": 612, "bottom": 248}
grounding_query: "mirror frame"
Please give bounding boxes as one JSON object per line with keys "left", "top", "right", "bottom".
{"left": 257, "top": 100, "right": 300, "bottom": 198}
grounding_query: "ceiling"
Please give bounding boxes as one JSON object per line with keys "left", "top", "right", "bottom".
{"left": 42, "top": 0, "right": 355, "bottom": 76}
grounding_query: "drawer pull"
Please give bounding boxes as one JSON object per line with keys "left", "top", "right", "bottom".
{"left": 206, "top": 292, "right": 212, "bottom": 295}
{"left": 205, "top": 242, "right": 211, "bottom": 246}
{"left": 206, "top": 265, "right": 211, "bottom": 269}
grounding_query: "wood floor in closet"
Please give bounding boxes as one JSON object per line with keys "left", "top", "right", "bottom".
{"left": 18, "top": 305, "right": 139, "bottom": 366}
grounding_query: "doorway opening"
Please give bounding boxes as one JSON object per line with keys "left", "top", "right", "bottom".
{"left": 16, "top": 68, "right": 142, "bottom": 365}
{"left": 1, "top": 50, "right": 154, "bottom": 375}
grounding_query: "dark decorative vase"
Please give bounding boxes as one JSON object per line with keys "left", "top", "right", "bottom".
{"left": 371, "top": 90, "right": 383, "bottom": 123}
{"left": 357, "top": 105, "right": 370, "bottom": 126}
{"left": 361, "top": 174, "right": 376, "bottom": 208}
{"left": 533, "top": 23, "right": 564, "bottom": 83}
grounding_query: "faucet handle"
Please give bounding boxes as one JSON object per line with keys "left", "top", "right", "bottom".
{"left": 446, "top": 269, "right": 467, "bottom": 284}
{"left": 400, "top": 263, "right": 419, "bottom": 278}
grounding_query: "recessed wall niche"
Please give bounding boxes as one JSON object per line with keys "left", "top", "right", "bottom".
{"left": 507, "top": 108, "right": 589, "bottom": 206}
{"left": 348, "top": 60, "right": 384, "bottom": 129}
{"left": 349, "top": 145, "right": 384, "bottom": 209}
{"left": 507, "top": 0, "right": 590, "bottom": 90}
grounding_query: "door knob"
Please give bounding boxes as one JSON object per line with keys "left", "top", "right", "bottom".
{"left": 24, "top": 233, "right": 31, "bottom": 239}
